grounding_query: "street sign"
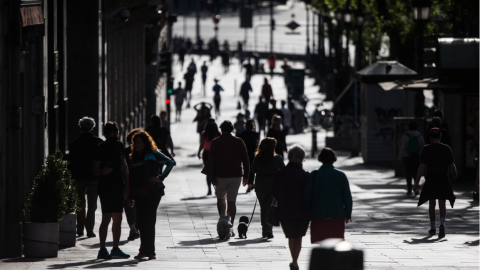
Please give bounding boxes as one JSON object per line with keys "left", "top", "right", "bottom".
{"left": 285, "top": 20, "right": 300, "bottom": 31}
{"left": 240, "top": 7, "right": 253, "bottom": 28}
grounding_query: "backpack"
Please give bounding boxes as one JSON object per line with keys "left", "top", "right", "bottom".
{"left": 406, "top": 133, "right": 422, "bottom": 155}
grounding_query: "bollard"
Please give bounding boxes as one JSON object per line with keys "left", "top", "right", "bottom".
{"left": 309, "top": 239, "right": 363, "bottom": 270}
{"left": 311, "top": 128, "right": 318, "bottom": 158}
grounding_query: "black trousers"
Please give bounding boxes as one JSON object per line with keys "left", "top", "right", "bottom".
{"left": 202, "top": 150, "right": 212, "bottom": 192}
{"left": 404, "top": 156, "right": 420, "bottom": 192}
{"left": 255, "top": 191, "right": 273, "bottom": 234}
{"left": 135, "top": 190, "right": 162, "bottom": 255}
{"left": 123, "top": 199, "right": 136, "bottom": 226}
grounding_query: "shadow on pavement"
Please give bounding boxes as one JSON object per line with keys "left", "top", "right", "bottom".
{"left": 181, "top": 196, "right": 210, "bottom": 201}
{"left": 81, "top": 240, "right": 129, "bottom": 249}
{"left": 2, "top": 257, "right": 45, "bottom": 263}
{"left": 177, "top": 238, "right": 219, "bottom": 246}
{"left": 46, "top": 259, "right": 138, "bottom": 269}
{"left": 464, "top": 239, "right": 479, "bottom": 246}
{"left": 228, "top": 238, "right": 268, "bottom": 246}
{"left": 403, "top": 235, "right": 448, "bottom": 244}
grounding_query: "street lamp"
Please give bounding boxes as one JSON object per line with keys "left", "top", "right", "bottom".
{"left": 411, "top": 0, "right": 431, "bottom": 117}
{"left": 213, "top": 14, "right": 220, "bottom": 39}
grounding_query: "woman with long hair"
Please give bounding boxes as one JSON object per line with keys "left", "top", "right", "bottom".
{"left": 197, "top": 118, "right": 221, "bottom": 195}
{"left": 267, "top": 114, "right": 287, "bottom": 157}
{"left": 194, "top": 102, "right": 213, "bottom": 141}
{"left": 251, "top": 137, "right": 285, "bottom": 238}
{"left": 127, "top": 131, "right": 175, "bottom": 260}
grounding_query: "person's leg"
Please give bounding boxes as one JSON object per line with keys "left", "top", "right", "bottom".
{"left": 123, "top": 199, "right": 136, "bottom": 230}
{"left": 217, "top": 199, "right": 226, "bottom": 216}
{"left": 438, "top": 199, "right": 446, "bottom": 219}
{"left": 85, "top": 181, "right": 99, "bottom": 235}
{"left": 99, "top": 213, "right": 112, "bottom": 249}
{"left": 255, "top": 191, "right": 268, "bottom": 235}
{"left": 111, "top": 212, "right": 123, "bottom": 248}
{"left": 202, "top": 151, "right": 211, "bottom": 194}
{"left": 227, "top": 201, "right": 236, "bottom": 226}
{"left": 75, "top": 181, "right": 87, "bottom": 235}
{"left": 403, "top": 157, "right": 413, "bottom": 193}
{"left": 428, "top": 199, "right": 436, "bottom": 221}
{"left": 289, "top": 237, "right": 302, "bottom": 266}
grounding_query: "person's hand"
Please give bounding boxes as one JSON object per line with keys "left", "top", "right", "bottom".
{"left": 127, "top": 199, "right": 135, "bottom": 208}
{"left": 211, "top": 177, "right": 218, "bottom": 186}
{"left": 171, "top": 152, "right": 176, "bottom": 157}
{"left": 242, "top": 178, "right": 248, "bottom": 187}
{"left": 149, "top": 176, "right": 163, "bottom": 184}
{"left": 102, "top": 167, "right": 113, "bottom": 175}
{"left": 413, "top": 182, "right": 419, "bottom": 194}
{"left": 197, "top": 152, "right": 202, "bottom": 159}
{"left": 452, "top": 174, "right": 458, "bottom": 180}
{"left": 345, "top": 218, "right": 351, "bottom": 224}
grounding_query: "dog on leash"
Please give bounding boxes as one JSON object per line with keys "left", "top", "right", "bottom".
{"left": 237, "top": 216, "right": 249, "bottom": 239}
{"left": 217, "top": 215, "right": 232, "bottom": 240}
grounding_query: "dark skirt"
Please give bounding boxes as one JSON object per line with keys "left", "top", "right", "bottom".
{"left": 310, "top": 218, "right": 345, "bottom": 244}
{"left": 418, "top": 173, "right": 456, "bottom": 208}
{"left": 280, "top": 219, "right": 309, "bottom": 238}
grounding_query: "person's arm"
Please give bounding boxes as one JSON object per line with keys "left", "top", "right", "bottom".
{"left": 168, "top": 135, "right": 175, "bottom": 157}
{"left": 198, "top": 133, "right": 205, "bottom": 159}
{"left": 303, "top": 172, "right": 314, "bottom": 211}
{"left": 121, "top": 156, "right": 129, "bottom": 199}
{"left": 397, "top": 135, "right": 406, "bottom": 162}
{"left": 342, "top": 174, "right": 353, "bottom": 222}
{"left": 448, "top": 163, "right": 458, "bottom": 180}
{"left": 156, "top": 152, "right": 175, "bottom": 179}
{"left": 92, "top": 161, "right": 112, "bottom": 176}
{"left": 240, "top": 140, "right": 250, "bottom": 186}
{"left": 413, "top": 163, "right": 426, "bottom": 193}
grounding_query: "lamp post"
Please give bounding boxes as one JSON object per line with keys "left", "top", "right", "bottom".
{"left": 354, "top": 9, "right": 364, "bottom": 71}
{"left": 343, "top": 7, "right": 352, "bottom": 77}
{"left": 412, "top": 0, "right": 432, "bottom": 76}
{"left": 306, "top": 3, "right": 310, "bottom": 59}
{"left": 412, "top": 0, "right": 431, "bottom": 117}
{"left": 213, "top": 14, "right": 220, "bottom": 39}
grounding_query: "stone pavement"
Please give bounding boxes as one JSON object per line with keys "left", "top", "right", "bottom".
{"left": 1, "top": 56, "right": 478, "bottom": 270}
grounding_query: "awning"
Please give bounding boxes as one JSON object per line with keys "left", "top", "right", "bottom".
{"left": 20, "top": 5, "right": 44, "bottom": 27}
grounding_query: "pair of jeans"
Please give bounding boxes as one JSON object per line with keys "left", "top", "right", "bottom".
{"left": 75, "top": 181, "right": 98, "bottom": 233}
{"left": 135, "top": 190, "right": 162, "bottom": 255}
{"left": 404, "top": 156, "right": 420, "bottom": 192}
{"left": 202, "top": 150, "right": 212, "bottom": 193}
{"left": 255, "top": 191, "right": 273, "bottom": 234}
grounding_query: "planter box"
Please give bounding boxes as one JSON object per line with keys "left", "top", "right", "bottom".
{"left": 59, "top": 213, "right": 76, "bottom": 247}
{"left": 24, "top": 222, "right": 59, "bottom": 258}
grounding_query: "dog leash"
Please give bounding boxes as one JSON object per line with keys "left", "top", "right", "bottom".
{"left": 247, "top": 198, "right": 258, "bottom": 229}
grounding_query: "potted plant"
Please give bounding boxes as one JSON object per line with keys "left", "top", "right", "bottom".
{"left": 24, "top": 151, "right": 80, "bottom": 257}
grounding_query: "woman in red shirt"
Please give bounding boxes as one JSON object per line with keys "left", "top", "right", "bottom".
{"left": 197, "top": 118, "right": 221, "bottom": 195}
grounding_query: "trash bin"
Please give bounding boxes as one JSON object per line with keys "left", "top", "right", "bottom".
{"left": 309, "top": 239, "right": 363, "bottom": 270}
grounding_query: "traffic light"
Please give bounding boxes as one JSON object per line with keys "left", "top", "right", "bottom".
{"left": 166, "top": 78, "right": 174, "bottom": 114}
{"left": 159, "top": 52, "right": 172, "bottom": 74}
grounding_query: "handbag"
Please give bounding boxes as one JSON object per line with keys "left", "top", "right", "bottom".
{"left": 265, "top": 198, "right": 280, "bottom": 227}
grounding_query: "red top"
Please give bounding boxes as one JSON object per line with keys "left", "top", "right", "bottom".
{"left": 202, "top": 131, "right": 220, "bottom": 151}
{"left": 262, "top": 84, "right": 273, "bottom": 97}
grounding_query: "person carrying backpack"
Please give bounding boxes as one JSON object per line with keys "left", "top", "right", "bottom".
{"left": 397, "top": 121, "right": 425, "bottom": 195}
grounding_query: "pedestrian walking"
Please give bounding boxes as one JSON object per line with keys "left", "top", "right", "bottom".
{"left": 234, "top": 113, "right": 246, "bottom": 137}
{"left": 201, "top": 61, "right": 208, "bottom": 95}
{"left": 146, "top": 115, "right": 175, "bottom": 160}
{"left": 251, "top": 137, "right": 285, "bottom": 238}
{"left": 193, "top": 102, "right": 213, "bottom": 142}
{"left": 92, "top": 122, "right": 130, "bottom": 259}
{"left": 178, "top": 45, "right": 186, "bottom": 70}
{"left": 261, "top": 78, "right": 273, "bottom": 104}
{"left": 127, "top": 131, "right": 175, "bottom": 259}
{"left": 201, "top": 121, "right": 250, "bottom": 233}
{"left": 254, "top": 96, "right": 268, "bottom": 134}
{"left": 244, "top": 58, "right": 253, "bottom": 77}
{"left": 267, "top": 115, "right": 287, "bottom": 157}
{"left": 184, "top": 71, "right": 194, "bottom": 108}
{"left": 413, "top": 127, "right": 457, "bottom": 238}
{"left": 304, "top": 147, "right": 353, "bottom": 243}
{"left": 221, "top": 49, "right": 230, "bottom": 73}
{"left": 187, "top": 58, "right": 197, "bottom": 76}
{"left": 159, "top": 110, "right": 169, "bottom": 130}
{"left": 197, "top": 118, "right": 221, "bottom": 195}
{"left": 280, "top": 100, "right": 292, "bottom": 136}
{"left": 267, "top": 53, "right": 276, "bottom": 77}
{"left": 271, "top": 145, "right": 310, "bottom": 270}
{"left": 264, "top": 99, "right": 284, "bottom": 132}
{"left": 212, "top": 78, "right": 224, "bottom": 118}
{"left": 426, "top": 117, "right": 452, "bottom": 147}
{"left": 237, "top": 41, "right": 245, "bottom": 70}
{"left": 174, "top": 82, "right": 186, "bottom": 122}
{"left": 124, "top": 128, "right": 142, "bottom": 241}
{"left": 68, "top": 117, "right": 104, "bottom": 238}
{"left": 397, "top": 121, "right": 425, "bottom": 195}
{"left": 240, "top": 76, "right": 253, "bottom": 109}
{"left": 239, "top": 119, "right": 259, "bottom": 193}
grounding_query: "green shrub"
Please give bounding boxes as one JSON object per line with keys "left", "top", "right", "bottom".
{"left": 24, "top": 151, "right": 80, "bottom": 223}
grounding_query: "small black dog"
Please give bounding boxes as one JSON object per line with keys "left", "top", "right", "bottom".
{"left": 237, "top": 216, "right": 249, "bottom": 239}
